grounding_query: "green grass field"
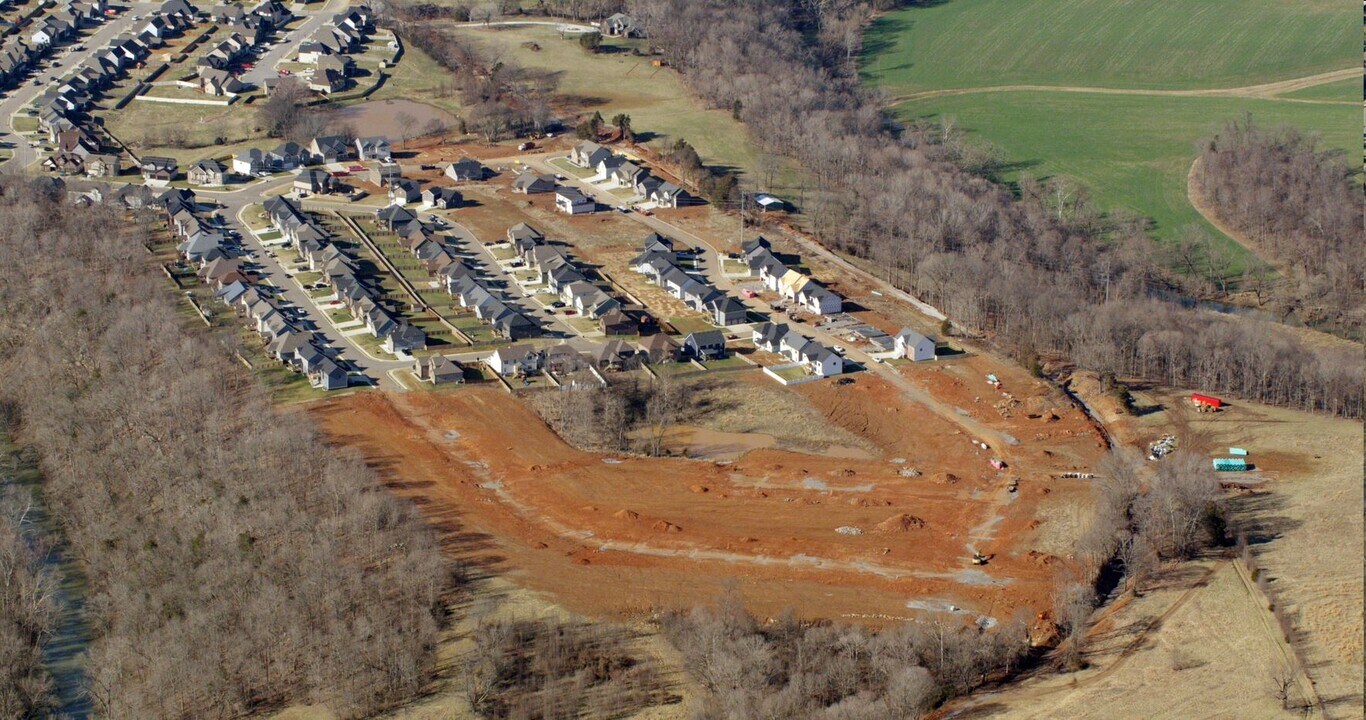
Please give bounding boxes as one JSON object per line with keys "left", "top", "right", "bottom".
{"left": 865, "top": 0, "right": 1359, "bottom": 280}
{"left": 862, "top": 0, "right": 1356, "bottom": 94}
{"left": 894, "top": 91, "right": 1358, "bottom": 275}
{"left": 1280, "top": 77, "right": 1361, "bottom": 102}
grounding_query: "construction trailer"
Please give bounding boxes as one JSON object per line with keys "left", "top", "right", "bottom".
{"left": 1191, "top": 393, "right": 1224, "bottom": 412}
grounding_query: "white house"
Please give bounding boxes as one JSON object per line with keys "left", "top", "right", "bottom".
{"left": 894, "top": 328, "right": 937, "bottom": 362}
{"left": 555, "top": 187, "right": 593, "bottom": 215}
{"left": 486, "top": 344, "right": 542, "bottom": 376}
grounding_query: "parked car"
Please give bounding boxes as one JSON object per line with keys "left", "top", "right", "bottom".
{"left": 551, "top": 301, "right": 565, "bottom": 308}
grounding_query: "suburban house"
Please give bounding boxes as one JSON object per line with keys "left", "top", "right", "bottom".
{"left": 683, "top": 330, "right": 726, "bottom": 360}
{"left": 486, "top": 344, "right": 543, "bottom": 377}
{"left": 294, "top": 168, "right": 336, "bottom": 195}
{"left": 421, "top": 187, "right": 461, "bottom": 210}
{"left": 308, "top": 357, "right": 348, "bottom": 390}
{"left": 555, "top": 187, "right": 593, "bottom": 215}
{"left": 608, "top": 160, "right": 645, "bottom": 188}
{"left": 414, "top": 354, "right": 464, "bottom": 384}
{"left": 640, "top": 332, "right": 678, "bottom": 364}
{"left": 382, "top": 322, "right": 427, "bottom": 354}
{"left": 369, "top": 161, "right": 402, "bottom": 186}
{"left": 309, "top": 135, "right": 353, "bottom": 163}
{"left": 600, "top": 12, "right": 641, "bottom": 37}
{"left": 375, "top": 203, "right": 417, "bottom": 231}
{"left": 570, "top": 140, "right": 612, "bottom": 168}
{"left": 507, "top": 222, "right": 543, "bottom": 247}
{"left": 388, "top": 178, "right": 421, "bottom": 205}
{"left": 198, "top": 65, "right": 247, "bottom": 95}
{"left": 85, "top": 153, "right": 121, "bottom": 178}
{"left": 140, "top": 156, "right": 178, "bottom": 184}
{"left": 355, "top": 135, "right": 391, "bottom": 161}
{"left": 445, "top": 157, "right": 485, "bottom": 181}
{"left": 598, "top": 308, "right": 637, "bottom": 336}
{"left": 187, "top": 158, "right": 226, "bottom": 186}
{"left": 894, "top": 328, "right": 937, "bottom": 362}
{"left": 297, "top": 40, "right": 327, "bottom": 63}
{"left": 793, "top": 280, "right": 842, "bottom": 315}
{"left": 705, "top": 294, "right": 747, "bottom": 326}
{"left": 232, "top": 147, "right": 266, "bottom": 176}
{"left": 512, "top": 172, "right": 555, "bottom": 194}
{"left": 650, "top": 181, "right": 690, "bottom": 208}
{"left": 268, "top": 141, "right": 309, "bottom": 170}
{"left": 308, "top": 67, "right": 345, "bottom": 94}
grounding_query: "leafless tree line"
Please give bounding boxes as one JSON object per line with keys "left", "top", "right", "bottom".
{"left": 629, "top": 0, "right": 1362, "bottom": 418}
{"left": 661, "top": 590, "right": 1031, "bottom": 719}
{"left": 0, "top": 178, "right": 450, "bottom": 719}
{"left": 0, "top": 484, "right": 59, "bottom": 718}
{"left": 531, "top": 377, "right": 685, "bottom": 456}
{"left": 1196, "top": 116, "right": 1364, "bottom": 338}
{"left": 462, "top": 616, "right": 669, "bottom": 719}
{"left": 1060, "top": 448, "right": 1221, "bottom": 668}
{"left": 385, "top": 3, "right": 557, "bottom": 141}
{"left": 256, "top": 77, "right": 349, "bottom": 143}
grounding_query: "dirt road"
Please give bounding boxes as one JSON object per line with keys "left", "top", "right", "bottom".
{"left": 889, "top": 67, "right": 1361, "bottom": 106}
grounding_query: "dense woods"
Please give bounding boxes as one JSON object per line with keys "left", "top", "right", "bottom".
{"left": 463, "top": 617, "right": 668, "bottom": 718}
{"left": 663, "top": 591, "right": 1030, "bottom": 719}
{"left": 0, "top": 179, "right": 449, "bottom": 719}
{"left": 632, "top": 0, "right": 1361, "bottom": 418}
{"left": 1196, "top": 117, "right": 1364, "bottom": 338}
{"left": 0, "top": 485, "right": 58, "bottom": 717}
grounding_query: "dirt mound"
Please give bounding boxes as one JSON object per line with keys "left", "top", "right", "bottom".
{"left": 933, "top": 472, "right": 960, "bottom": 485}
{"left": 1026, "top": 550, "right": 1059, "bottom": 566}
{"left": 613, "top": 509, "right": 639, "bottom": 521}
{"left": 652, "top": 520, "right": 683, "bottom": 533}
{"left": 689, "top": 484, "right": 709, "bottom": 493}
{"left": 874, "top": 513, "right": 926, "bottom": 533}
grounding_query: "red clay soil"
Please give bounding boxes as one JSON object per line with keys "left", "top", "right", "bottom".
{"left": 309, "top": 370, "right": 1106, "bottom": 625}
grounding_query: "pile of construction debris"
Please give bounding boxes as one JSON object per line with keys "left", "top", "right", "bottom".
{"left": 1148, "top": 434, "right": 1177, "bottom": 460}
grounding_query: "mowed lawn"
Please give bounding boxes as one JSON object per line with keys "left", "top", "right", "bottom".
{"left": 862, "top": 0, "right": 1356, "bottom": 94}
{"left": 894, "top": 92, "right": 1358, "bottom": 275}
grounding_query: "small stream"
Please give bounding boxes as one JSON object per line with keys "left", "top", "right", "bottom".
{"left": 3, "top": 439, "right": 92, "bottom": 719}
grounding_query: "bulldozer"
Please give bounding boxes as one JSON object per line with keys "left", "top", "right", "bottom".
{"left": 971, "top": 551, "right": 990, "bottom": 566}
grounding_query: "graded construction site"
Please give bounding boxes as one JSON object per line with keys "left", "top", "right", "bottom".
{"left": 309, "top": 352, "right": 1107, "bottom": 627}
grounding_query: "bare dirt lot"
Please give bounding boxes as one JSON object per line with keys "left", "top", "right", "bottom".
{"left": 310, "top": 364, "right": 1106, "bottom": 627}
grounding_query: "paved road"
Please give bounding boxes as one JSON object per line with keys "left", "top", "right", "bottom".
{"left": 240, "top": 0, "right": 343, "bottom": 85}
{"left": 0, "top": 2, "right": 156, "bottom": 170}
{"left": 205, "top": 180, "right": 411, "bottom": 389}
{"left": 440, "top": 215, "right": 582, "bottom": 339}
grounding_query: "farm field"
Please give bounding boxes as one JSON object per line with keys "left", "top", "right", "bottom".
{"left": 861, "top": 0, "right": 1357, "bottom": 94}
{"left": 894, "top": 91, "right": 1359, "bottom": 273}
{"left": 1279, "top": 76, "right": 1361, "bottom": 102}
{"left": 863, "top": 0, "right": 1359, "bottom": 279}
